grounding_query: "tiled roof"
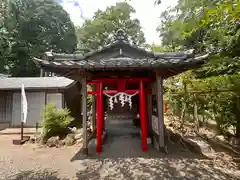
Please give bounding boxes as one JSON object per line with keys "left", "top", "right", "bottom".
{"left": 33, "top": 53, "right": 209, "bottom": 71}
{"left": 0, "top": 77, "right": 74, "bottom": 90}
{"left": 0, "top": 73, "right": 9, "bottom": 78}
{"left": 33, "top": 29, "right": 209, "bottom": 76}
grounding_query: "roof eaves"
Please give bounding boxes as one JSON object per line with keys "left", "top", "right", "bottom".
{"left": 153, "top": 49, "right": 195, "bottom": 59}
{"left": 83, "top": 40, "right": 155, "bottom": 59}
{"left": 45, "top": 52, "right": 85, "bottom": 61}
{"left": 0, "top": 86, "right": 70, "bottom": 91}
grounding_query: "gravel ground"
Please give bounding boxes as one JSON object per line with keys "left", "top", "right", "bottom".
{"left": 0, "top": 127, "right": 239, "bottom": 180}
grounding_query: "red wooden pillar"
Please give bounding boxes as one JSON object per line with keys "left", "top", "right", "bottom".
{"left": 96, "top": 81, "right": 103, "bottom": 153}
{"left": 139, "top": 80, "right": 148, "bottom": 152}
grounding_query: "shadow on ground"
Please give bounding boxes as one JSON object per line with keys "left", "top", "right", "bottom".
{"left": 71, "top": 130, "right": 238, "bottom": 180}
{"left": 71, "top": 129, "right": 207, "bottom": 160}
{"left": 7, "top": 126, "right": 239, "bottom": 180}
{"left": 205, "top": 136, "right": 240, "bottom": 169}
{"left": 7, "top": 158, "right": 238, "bottom": 180}
{"left": 6, "top": 170, "right": 68, "bottom": 180}
{"left": 75, "top": 157, "right": 238, "bottom": 180}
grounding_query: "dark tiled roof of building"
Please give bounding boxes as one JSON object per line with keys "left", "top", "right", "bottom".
{"left": 33, "top": 29, "right": 209, "bottom": 77}
{"left": 34, "top": 53, "right": 209, "bottom": 71}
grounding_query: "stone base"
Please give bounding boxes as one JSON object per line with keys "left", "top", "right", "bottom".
{"left": 12, "top": 136, "right": 30, "bottom": 145}
{"left": 147, "top": 137, "right": 152, "bottom": 145}
{"left": 159, "top": 146, "right": 168, "bottom": 154}
{"left": 81, "top": 147, "right": 88, "bottom": 155}
{"left": 102, "top": 130, "right": 107, "bottom": 143}
{"left": 153, "top": 136, "right": 160, "bottom": 151}
{"left": 88, "top": 130, "right": 107, "bottom": 148}
{"left": 139, "top": 130, "right": 153, "bottom": 145}
{"left": 152, "top": 136, "right": 167, "bottom": 153}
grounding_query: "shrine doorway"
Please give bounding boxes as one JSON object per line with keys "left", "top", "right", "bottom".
{"left": 88, "top": 77, "right": 151, "bottom": 153}
{"left": 104, "top": 92, "right": 139, "bottom": 129}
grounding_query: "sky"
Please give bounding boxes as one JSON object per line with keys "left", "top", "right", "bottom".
{"left": 60, "top": 0, "right": 178, "bottom": 45}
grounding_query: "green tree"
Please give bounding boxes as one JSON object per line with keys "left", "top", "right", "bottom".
{"left": 0, "top": 0, "right": 11, "bottom": 74}
{"left": 76, "top": 2, "right": 146, "bottom": 52}
{"left": 156, "top": 0, "right": 240, "bottom": 137}
{"left": 157, "top": 0, "right": 240, "bottom": 77}
{"left": 3, "top": 0, "right": 77, "bottom": 77}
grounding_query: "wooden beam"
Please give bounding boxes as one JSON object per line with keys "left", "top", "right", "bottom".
{"left": 63, "top": 69, "right": 93, "bottom": 82}
{"left": 63, "top": 69, "right": 75, "bottom": 77}
{"left": 90, "top": 77, "right": 152, "bottom": 83}
{"left": 88, "top": 89, "right": 152, "bottom": 95}
{"left": 81, "top": 74, "right": 88, "bottom": 155}
{"left": 88, "top": 71, "right": 153, "bottom": 79}
{"left": 71, "top": 70, "right": 82, "bottom": 82}
{"left": 156, "top": 74, "right": 166, "bottom": 152}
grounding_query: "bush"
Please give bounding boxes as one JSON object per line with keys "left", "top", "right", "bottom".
{"left": 165, "top": 73, "right": 240, "bottom": 136}
{"left": 41, "top": 102, "right": 74, "bottom": 140}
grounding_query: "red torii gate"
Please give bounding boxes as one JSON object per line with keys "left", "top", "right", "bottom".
{"left": 88, "top": 77, "right": 152, "bottom": 153}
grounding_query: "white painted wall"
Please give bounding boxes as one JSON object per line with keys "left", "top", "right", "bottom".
{"left": 0, "top": 92, "right": 12, "bottom": 123}
{"left": 12, "top": 92, "right": 46, "bottom": 127}
{"left": 46, "top": 93, "right": 63, "bottom": 109}
{"left": 0, "top": 91, "right": 64, "bottom": 127}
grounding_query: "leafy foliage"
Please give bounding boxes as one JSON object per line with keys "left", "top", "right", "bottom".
{"left": 157, "top": 0, "right": 240, "bottom": 76}
{"left": 76, "top": 2, "right": 146, "bottom": 52}
{"left": 165, "top": 73, "right": 240, "bottom": 136}
{"left": 156, "top": 0, "right": 240, "bottom": 137}
{"left": 0, "top": 0, "right": 11, "bottom": 73}
{"left": 1, "top": 0, "right": 77, "bottom": 77}
{"left": 41, "top": 102, "right": 74, "bottom": 139}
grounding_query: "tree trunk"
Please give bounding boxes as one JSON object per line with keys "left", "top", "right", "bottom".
{"left": 194, "top": 102, "right": 199, "bottom": 132}
{"left": 180, "top": 102, "right": 186, "bottom": 129}
{"left": 180, "top": 82, "right": 187, "bottom": 129}
{"left": 236, "top": 123, "right": 240, "bottom": 137}
{"left": 236, "top": 97, "right": 240, "bottom": 137}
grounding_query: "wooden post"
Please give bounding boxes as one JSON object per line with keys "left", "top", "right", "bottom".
{"left": 40, "top": 69, "right": 44, "bottom": 77}
{"left": 91, "top": 85, "right": 96, "bottom": 132}
{"left": 81, "top": 75, "right": 88, "bottom": 155}
{"left": 139, "top": 80, "right": 148, "bottom": 152}
{"left": 36, "top": 122, "right": 39, "bottom": 133}
{"left": 20, "top": 122, "right": 24, "bottom": 141}
{"left": 156, "top": 74, "right": 165, "bottom": 152}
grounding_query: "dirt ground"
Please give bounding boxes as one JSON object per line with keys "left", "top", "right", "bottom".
{"left": 0, "top": 130, "right": 239, "bottom": 180}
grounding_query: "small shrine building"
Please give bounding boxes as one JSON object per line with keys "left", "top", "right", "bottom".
{"left": 34, "top": 29, "right": 208, "bottom": 154}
